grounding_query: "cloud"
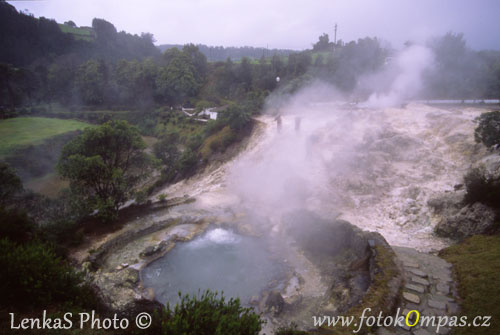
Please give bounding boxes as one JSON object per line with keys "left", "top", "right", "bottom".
{"left": 8, "top": 0, "right": 500, "bottom": 50}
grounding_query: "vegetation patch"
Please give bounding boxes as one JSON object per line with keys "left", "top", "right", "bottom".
{"left": 199, "top": 125, "right": 236, "bottom": 159}
{"left": 0, "top": 117, "right": 92, "bottom": 157}
{"left": 440, "top": 234, "right": 500, "bottom": 335}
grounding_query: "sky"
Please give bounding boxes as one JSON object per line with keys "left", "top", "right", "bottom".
{"left": 8, "top": 0, "right": 500, "bottom": 51}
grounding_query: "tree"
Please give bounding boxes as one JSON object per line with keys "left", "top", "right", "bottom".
{"left": 76, "top": 60, "right": 106, "bottom": 105}
{"left": 157, "top": 53, "right": 199, "bottom": 104}
{"left": 475, "top": 111, "right": 500, "bottom": 149}
{"left": 57, "top": 120, "right": 149, "bottom": 221}
{"left": 218, "top": 105, "right": 252, "bottom": 132}
{"left": 313, "top": 33, "right": 332, "bottom": 52}
{"left": 183, "top": 43, "right": 208, "bottom": 82}
{"left": 237, "top": 57, "right": 253, "bottom": 92}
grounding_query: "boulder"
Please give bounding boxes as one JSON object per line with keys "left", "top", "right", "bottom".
{"left": 427, "top": 190, "right": 465, "bottom": 216}
{"left": 140, "top": 241, "right": 167, "bottom": 258}
{"left": 435, "top": 202, "right": 497, "bottom": 239}
{"left": 475, "top": 154, "right": 500, "bottom": 179}
{"left": 265, "top": 290, "right": 285, "bottom": 315}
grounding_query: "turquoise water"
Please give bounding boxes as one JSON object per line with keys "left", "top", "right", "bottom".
{"left": 141, "top": 228, "right": 285, "bottom": 305}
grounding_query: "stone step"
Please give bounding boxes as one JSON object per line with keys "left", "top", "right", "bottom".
{"left": 412, "top": 329, "right": 432, "bottom": 335}
{"left": 408, "top": 268, "right": 428, "bottom": 278}
{"left": 403, "top": 292, "right": 421, "bottom": 304}
{"left": 427, "top": 299, "right": 446, "bottom": 310}
{"left": 403, "top": 261, "right": 419, "bottom": 268}
{"left": 411, "top": 276, "right": 430, "bottom": 286}
{"left": 405, "top": 283, "right": 425, "bottom": 294}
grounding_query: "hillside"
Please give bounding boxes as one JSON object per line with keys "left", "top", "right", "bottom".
{"left": 158, "top": 43, "right": 296, "bottom": 62}
{"left": 0, "top": 1, "right": 159, "bottom": 66}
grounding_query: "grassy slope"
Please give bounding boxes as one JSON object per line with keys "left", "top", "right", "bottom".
{"left": 0, "top": 117, "right": 92, "bottom": 157}
{"left": 58, "top": 24, "right": 94, "bottom": 41}
{"left": 440, "top": 234, "right": 500, "bottom": 334}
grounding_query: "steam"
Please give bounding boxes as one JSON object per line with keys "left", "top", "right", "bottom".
{"left": 361, "top": 45, "right": 435, "bottom": 108}
{"left": 227, "top": 81, "right": 365, "bottom": 226}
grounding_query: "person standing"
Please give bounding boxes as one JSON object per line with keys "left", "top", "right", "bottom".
{"left": 275, "top": 115, "right": 282, "bottom": 132}
{"left": 295, "top": 116, "right": 301, "bottom": 132}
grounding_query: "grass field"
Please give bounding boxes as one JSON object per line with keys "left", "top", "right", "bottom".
{"left": 440, "top": 234, "right": 500, "bottom": 334}
{"left": 0, "top": 117, "right": 92, "bottom": 157}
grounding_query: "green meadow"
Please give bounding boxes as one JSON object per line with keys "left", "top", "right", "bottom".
{"left": 0, "top": 117, "right": 92, "bottom": 157}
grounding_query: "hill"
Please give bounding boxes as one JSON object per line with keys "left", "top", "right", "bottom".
{"left": 0, "top": 1, "right": 159, "bottom": 66}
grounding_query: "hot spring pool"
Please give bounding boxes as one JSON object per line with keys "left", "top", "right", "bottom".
{"left": 141, "top": 228, "right": 286, "bottom": 305}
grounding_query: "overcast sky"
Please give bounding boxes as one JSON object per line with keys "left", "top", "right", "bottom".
{"left": 8, "top": 0, "right": 500, "bottom": 50}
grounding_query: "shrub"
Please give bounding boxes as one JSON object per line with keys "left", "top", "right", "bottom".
{"left": 0, "top": 207, "right": 35, "bottom": 243}
{"left": 474, "top": 111, "right": 500, "bottom": 149}
{"left": 135, "top": 190, "right": 148, "bottom": 205}
{"left": 464, "top": 167, "right": 500, "bottom": 209}
{"left": 274, "top": 323, "right": 309, "bottom": 335}
{"left": 177, "top": 149, "right": 198, "bottom": 176}
{"left": 160, "top": 290, "right": 262, "bottom": 335}
{"left": 200, "top": 126, "right": 236, "bottom": 160}
{"left": 0, "top": 238, "right": 94, "bottom": 310}
{"left": 0, "top": 162, "right": 23, "bottom": 205}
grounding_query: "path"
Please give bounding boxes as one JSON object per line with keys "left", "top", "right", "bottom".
{"left": 377, "top": 247, "right": 459, "bottom": 335}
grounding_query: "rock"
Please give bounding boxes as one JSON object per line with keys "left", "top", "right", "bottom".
{"left": 427, "top": 191, "right": 465, "bottom": 215}
{"left": 413, "top": 329, "right": 432, "bottom": 335}
{"left": 405, "top": 283, "right": 425, "bottom": 294}
{"left": 249, "top": 295, "right": 260, "bottom": 305}
{"left": 143, "top": 287, "right": 155, "bottom": 301}
{"left": 92, "top": 267, "right": 162, "bottom": 316}
{"left": 403, "top": 292, "right": 421, "bottom": 304}
{"left": 140, "top": 241, "right": 167, "bottom": 258}
{"left": 81, "top": 261, "right": 92, "bottom": 273}
{"left": 428, "top": 299, "right": 446, "bottom": 310}
{"left": 411, "top": 276, "right": 430, "bottom": 286}
{"left": 434, "top": 202, "right": 496, "bottom": 240}
{"left": 436, "top": 283, "right": 450, "bottom": 294}
{"left": 408, "top": 269, "right": 428, "bottom": 278}
{"left": 403, "top": 260, "right": 419, "bottom": 268}
{"left": 475, "top": 154, "right": 500, "bottom": 178}
{"left": 265, "top": 290, "right": 285, "bottom": 315}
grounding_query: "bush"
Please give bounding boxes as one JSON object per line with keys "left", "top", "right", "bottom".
{"left": 0, "top": 238, "right": 94, "bottom": 310}
{"left": 160, "top": 290, "right": 262, "bottom": 335}
{"left": 274, "top": 323, "right": 309, "bottom": 335}
{"left": 464, "top": 167, "right": 500, "bottom": 209}
{"left": 177, "top": 148, "right": 198, "bottom": 176}
{"left": 0, "top": 162, "right": 23, "bottom": 205}
{"left": 0, "top": 207, "right": 35, "bottom": 243}
{"left": 200, "top": 126, "right": 237, "bottom": 160}
{"left": 474, "top": 111, "right": 500, "bottom": 149}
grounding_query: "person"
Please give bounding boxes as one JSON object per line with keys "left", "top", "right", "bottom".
{"left": 295, "top": 116, "right": 301, "bottom": 132}
{"left": 275, "top": 115, "right": 282, "bottom": 132}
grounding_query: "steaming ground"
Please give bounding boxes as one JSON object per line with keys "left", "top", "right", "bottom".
{"left": 157, "top": 103, "right": 484, "bottom": 252}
